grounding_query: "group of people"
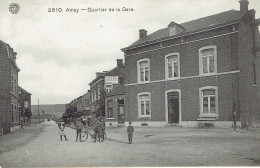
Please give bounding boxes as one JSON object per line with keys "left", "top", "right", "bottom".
{"left": 57, "top": 117, "right": 135, "bottom": 144}
{"left": 75, "top": 117, "right": 106, "bottom": 142}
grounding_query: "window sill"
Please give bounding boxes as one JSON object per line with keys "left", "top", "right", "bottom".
{"left": 137, "top": 81, "right": 150, "bottom": 84}
{"left": 165, "top": 77, "right": 180, "bottom": 80}
{"left": 106, "top": 118, "right": 115, "bottom": 120}
{"left": 199, "top": 73, "right": 217, "bottom": 77}
{"left": 198, "top": 114, "right": 219, "bottom": 121}
{"left": 138, "top": 116, "right": 151, "bottom": 119}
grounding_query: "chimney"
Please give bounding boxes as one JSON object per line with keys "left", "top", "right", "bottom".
{"left": 139, "top": 29, "right": 147, "bottom": 39}
{"left": 239, "top": 0, "right": 249, "bottom": 11}
{"left": 117, "top": 59, "right": 123, "bottom": 67}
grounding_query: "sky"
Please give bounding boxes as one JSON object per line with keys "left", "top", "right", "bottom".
{"left": 0, "top": 0, "right": 259, "bottom": 105}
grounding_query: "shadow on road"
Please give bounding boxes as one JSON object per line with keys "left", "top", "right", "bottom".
{"left": 105, "top": 138, "right": 128, "bottom": 144}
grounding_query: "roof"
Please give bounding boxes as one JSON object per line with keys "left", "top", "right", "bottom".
{"left": 89, "top": 73, "right": 105, "bottom": 86}
{"left": 105, "top": 65, "right": 125, "bottom": 77}
{"left": 126, "top": 10, "right": 249, "bottom": 49}
{"left": 18, "top": 85, "right": 32, "bottom": 95}
{"left": 106, "top": 84, "right": 125, "bottom": 97}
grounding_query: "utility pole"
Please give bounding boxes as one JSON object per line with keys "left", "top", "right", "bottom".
{"left": 38, "top": 99, "right": 40, "bottom": 124}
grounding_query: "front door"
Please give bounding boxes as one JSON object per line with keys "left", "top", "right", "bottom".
{"left": 118, "top": 100, "right": 125, "bottom": 124}
{"left": 167, "top": 92, "right": 179, "bottom": 123}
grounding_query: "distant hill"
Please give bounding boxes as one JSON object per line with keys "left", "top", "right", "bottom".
{"left": 31, "top": 104, "right": 66, "bottom": 118}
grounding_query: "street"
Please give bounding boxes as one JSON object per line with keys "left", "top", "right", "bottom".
{"left": 0, "top": 120, "right": 260, "bottom": 167}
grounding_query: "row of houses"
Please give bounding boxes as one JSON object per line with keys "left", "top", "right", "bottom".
{"left": 66, "top": 0, "right": 260, "bottom": 128}
{"left": 0, "top": 40, "right": 32, "bottom": 134}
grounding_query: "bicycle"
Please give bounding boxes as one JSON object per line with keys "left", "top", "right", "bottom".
{"left": 80, "top": 125, "right": 95, "bottom": 142}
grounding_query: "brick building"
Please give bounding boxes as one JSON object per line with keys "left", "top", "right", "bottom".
{"left": 89, "top": 59, "right": 125, "bottom": 117}
{"left": 104, "top": 60, "right": 125, "bottom": 126}
{"left": 121, "top": 0, "right": 259, "bottom": 128}
{"left": 18, "top": 86, "right": 32, "bottom": 127}
{"left": 89, "top": 71, "right": 107, "bottom": 116}
{"left": 0, "top": 40, "right": 20, "bottom": 134}
{"left": 81, "top": 91, "right": 91, "bottom": 115}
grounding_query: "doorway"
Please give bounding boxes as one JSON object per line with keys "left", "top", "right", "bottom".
{"left": 167, "top": 91, "right": 180, "bottom": 124}
{"left": 117, "top": 100, "right": 124, "bottom": 124}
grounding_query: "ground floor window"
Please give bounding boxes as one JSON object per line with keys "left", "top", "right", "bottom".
{"left": 200, "top": 86, "right": 218, "bottom": 117}
{"left": 138, "top": 92, "right": 151, "bottom": 118}
{"left": 108, "top": 108, "right": 114, "bottom": 118}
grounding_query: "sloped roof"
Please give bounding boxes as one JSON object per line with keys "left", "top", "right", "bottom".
{"left": 106, "top": 84, "right": 125, "bottom": 97}
{"left": 18, "top": 85, "right": 32, "bottom": 95}
{"left": 127, "top": 10, "right": 248, "bottom": 48}
{"left": 105, "top": 65, "right": 125, "bottom": 77}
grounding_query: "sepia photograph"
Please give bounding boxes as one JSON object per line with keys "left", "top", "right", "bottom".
{"left": 0, "top": 0, "right": 260, "bottom": 167}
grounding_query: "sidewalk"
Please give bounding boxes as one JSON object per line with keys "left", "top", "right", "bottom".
{"left": 104, "top": 126, "right": 260, "bottom": 144}
{"left": 0, "top": 123, "right": 45, "bottom": 154}
{"left": 68, "top": 124, "right": 260, "bottom": 144}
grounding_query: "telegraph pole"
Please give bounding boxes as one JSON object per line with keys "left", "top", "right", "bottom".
{"left": 38, "top": 99, "right": 40, "bottom": 123}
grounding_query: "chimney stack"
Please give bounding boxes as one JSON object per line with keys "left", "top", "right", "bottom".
{"left": 117, "top": 59, "right": 123, "bottom": 67}
{"left": 139, "top": 29, "right": 147, "bottom": 39}
{"left": 239, "top": 0, "right": 249, "bottom": 11}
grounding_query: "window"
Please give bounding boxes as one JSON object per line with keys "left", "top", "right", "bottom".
{"left": 11, "top": 73, "right": 14, "bottom": 93}
{"left": 108, "top": 108, "right": 114, "bottom": 118}
{"left": 24, "top": 101, "right": 29, "bottom": 108}
{"left": 138, "top": 92, "right": 151, "bottom": 118}
{"left": 105, "top": 84, "right": 113, "bottom": 93}
{"left": 199, "top": 86, "right": 218, "bottom": 117}
{"left": 199, "top": 46, "right": 217, "bottom": 75}
{"left": 97, "top": 86, "right": 100, "bottom": 99}
{"left": 253, "top": 63, "right": 256, "bottom": 85}
{"left": 137, "top": 59, "right": 150, "bottom": 83}
{"left": 94, "top": 90, "right": 96, "bottom": 101}
{"left": 170, "top": 26, "right": 176, "bottom": 36}
{"left": 165, "top": 53, "right": 180, "bottom": 79}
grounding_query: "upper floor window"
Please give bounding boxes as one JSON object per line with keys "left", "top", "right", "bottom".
{"left": 24, "top": 101, "right": 29, "bottom": 108}
{"left": 138, "top": 92, "right": 151, "bottom": 118}
{"left": 137, "top": 59, "right": 150, "bottom": 83}
{"left": 105, "top": 84, "right": 113, "bottom": 93}
{"left": 199, "top": 86, "right": 218, "bottom": 117}
{"left": 165, "top": 53, "right": 180, "bottom": 79}
{"left": 97, "top": 85, "right": 100, "bottom": 99}
{"left": 199, "top": 46, "right": 217, "bottom": 75}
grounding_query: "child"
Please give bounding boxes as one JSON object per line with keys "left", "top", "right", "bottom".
{"left": 127, "top": 122, "right": 134, "bottom": 144}
{"left": 76, "top": 118, "right": 83, "bottom": 142}
{"left": 58, "top": 122, "right": 68, "bottom": 141}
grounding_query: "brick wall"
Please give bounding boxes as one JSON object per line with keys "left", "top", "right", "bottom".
{"left": 0, "top": 41, "right": 11, "bottom": 134}
{"left": 124, "top": 25, "right": 240, "bottom": 124}
{"left": 237, "top": 18, "right": 258, "bottom": 128}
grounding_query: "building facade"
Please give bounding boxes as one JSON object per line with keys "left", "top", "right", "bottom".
{"left": 18, "top": 86, "right": 32, "bottom": 127}
{"left": 89, "top": 71, "right": 106, "bottom": 116}
{"left": 0, "top": 40, "right": 20, "bottom": 134}
{"left": 104, "top": 59, "right": 125, "bottom": 126}
{"left": 121, "top": 0, "right": 259, "bottom": 128}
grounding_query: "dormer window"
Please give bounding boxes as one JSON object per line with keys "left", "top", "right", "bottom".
{"left": 170, "top": 26, "right": 176, "bottom": 36}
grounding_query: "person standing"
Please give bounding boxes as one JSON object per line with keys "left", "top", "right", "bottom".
{"left": 75, "top": 118, "right": 83, "bottom": 142}
{"left": 93, "top": 118, "right": 100, "bottom": 142}
{"left": 58, "top": 122, "right": 68, "bottom": 141}
{"left": 127, "top": 122, "right": 134, "bottom": 144}
{"left": 100, "top": 118, "right": 106, "bottom": 142}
